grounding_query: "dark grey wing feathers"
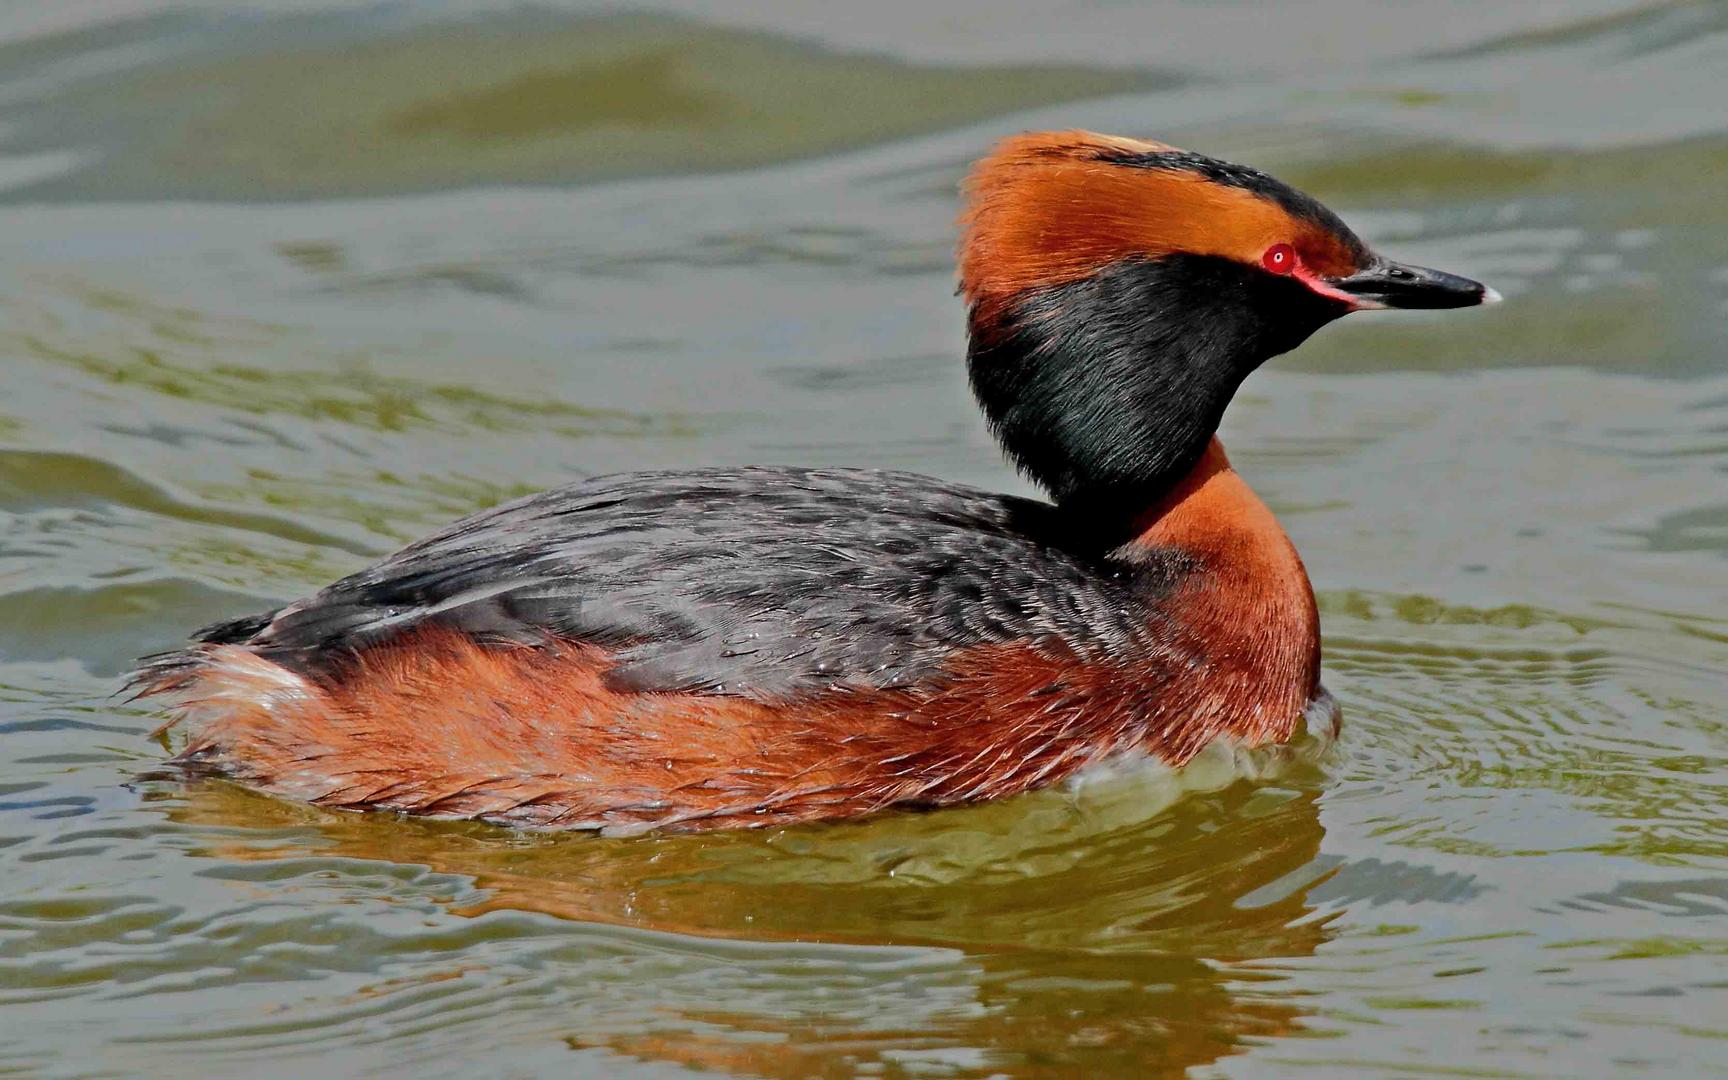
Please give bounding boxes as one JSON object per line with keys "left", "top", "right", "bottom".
{"left": 232, "top": 467, "right": 1181, "bottom": 700}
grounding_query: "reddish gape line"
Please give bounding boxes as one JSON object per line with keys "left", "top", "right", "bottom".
{"left": 131, "top": 129, "right": 1493, "bottom": 831}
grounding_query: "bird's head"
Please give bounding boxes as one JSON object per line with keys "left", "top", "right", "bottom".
{"left": 959, "top": 131, "right": 1495, "bottom": 516}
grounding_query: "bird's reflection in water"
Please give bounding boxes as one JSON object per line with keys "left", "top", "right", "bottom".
{"left": 161, "top": 758, "right": 1337, "bottom": 1077}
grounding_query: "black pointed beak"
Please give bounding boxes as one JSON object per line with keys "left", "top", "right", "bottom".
{"left": 1327, "top": 258, "right": 1499, "bottom": 310}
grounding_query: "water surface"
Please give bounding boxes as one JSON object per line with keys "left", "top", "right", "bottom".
{"left": 1, "top": 3, "right": 1726, "bottom": 1077}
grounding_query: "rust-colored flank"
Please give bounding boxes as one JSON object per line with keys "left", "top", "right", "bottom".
{"left": 144, "top": 439, "right": 1316, "bottom": 833}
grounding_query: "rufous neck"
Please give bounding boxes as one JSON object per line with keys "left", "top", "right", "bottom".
{"left": 1122, "top": 437, "right": 1323, "bottom": 746}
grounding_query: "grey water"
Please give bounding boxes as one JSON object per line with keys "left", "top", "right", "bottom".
{"left": 1, "top": 2, "right": 1726, "bottom": 1077}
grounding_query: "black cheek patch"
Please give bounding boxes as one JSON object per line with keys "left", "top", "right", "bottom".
{"left": 967, "top": 254, "right": 1348, "bottom": 515}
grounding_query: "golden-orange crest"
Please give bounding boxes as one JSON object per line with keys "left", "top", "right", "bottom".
{"left": 958, "top": 130, "right": 1361, "bottom": 309}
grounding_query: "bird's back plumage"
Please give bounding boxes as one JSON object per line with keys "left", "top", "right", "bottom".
{"left": 139, "top": 467, "right": 1190, "bottom": 703}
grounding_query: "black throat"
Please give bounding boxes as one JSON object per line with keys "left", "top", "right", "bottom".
{"left": 967, "top": 254, "right": 1347, "bottom": 532}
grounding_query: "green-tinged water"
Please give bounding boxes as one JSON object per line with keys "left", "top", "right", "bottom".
{"left": 1, "top": 3, "right": 1726, "bottom": 1077}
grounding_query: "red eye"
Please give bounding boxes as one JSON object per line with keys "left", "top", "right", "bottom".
{"left": 1262, "top": 243, "right": 1296, "bottom": 275}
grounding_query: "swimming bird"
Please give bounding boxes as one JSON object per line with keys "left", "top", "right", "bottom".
{"left": 129, "top": 131, "right": 1494, "bottom": 833}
